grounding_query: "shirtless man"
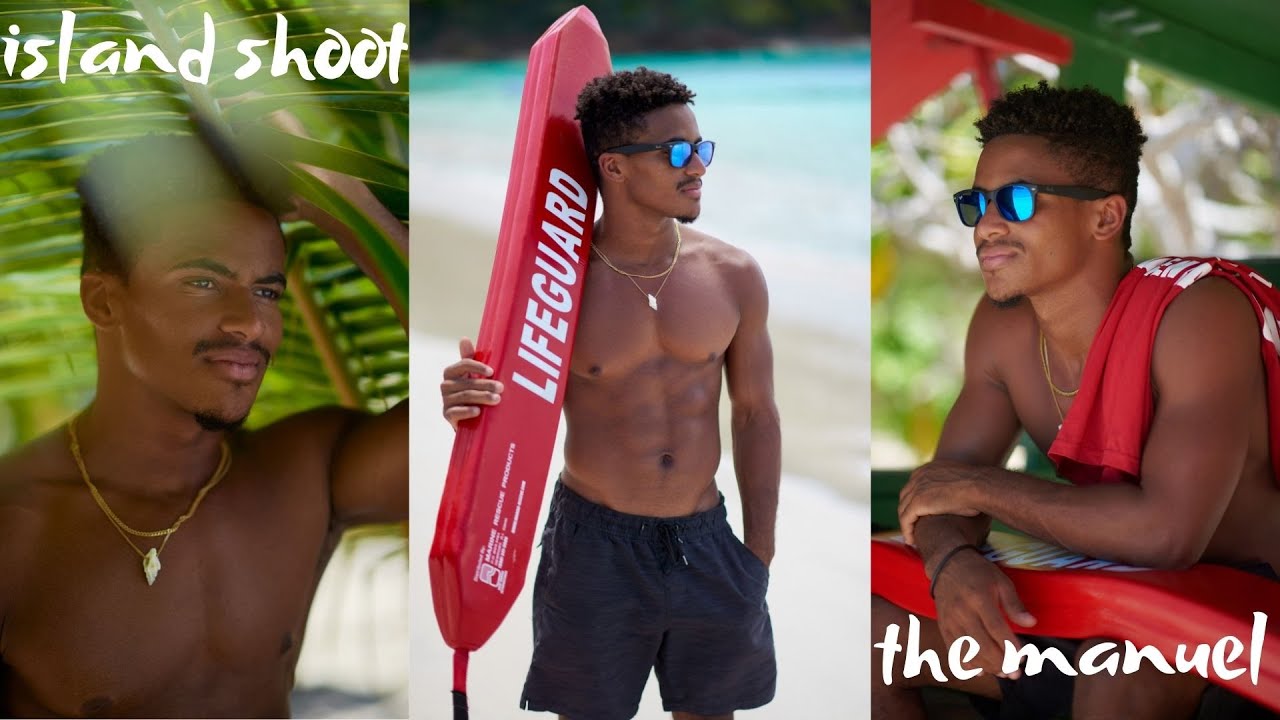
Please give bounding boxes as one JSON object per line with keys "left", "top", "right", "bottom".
{"left": 0, "top": 134, "right": 408, "bottom": 717}
{"left": 873, "top": 82, "right": 1280, "bottom": 719}
{"left": 440, "top": 68, "right": 780, "bottom": 720}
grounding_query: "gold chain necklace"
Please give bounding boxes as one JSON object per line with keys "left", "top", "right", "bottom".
{"left": 1039, "top": 331, "right": 1079, "bottom": 429}
{"left": 592, "top": 224, "right": 682, "bottom": 311}
{"left": 68, "top": 416, "right": 232, "bottom": 586}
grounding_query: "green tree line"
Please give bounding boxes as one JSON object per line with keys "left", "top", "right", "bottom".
{"left": 410, "top": 0, "right": 868, "bottom": 59}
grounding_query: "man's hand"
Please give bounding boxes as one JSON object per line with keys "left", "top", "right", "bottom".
{"left": 746, "top": 542, "right": 774, "bottom": 569}
{"left": 440, "top": 338, "right": 503, "bottom": 430}
{"left": 931, "top": 548, "right": 1037, "bottom": 677}
{"left": 899, "top": 460, "right": 985, "bottom": 546}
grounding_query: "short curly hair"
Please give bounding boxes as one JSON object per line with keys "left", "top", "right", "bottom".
{"left": 576, "top": 67, "right": 696, "bottom": 178}
{"left": 975, "top": 81, "right": 1148, "bottom": 250}
{"left": 78, "top": 132, "right": 284, "bottom": 278}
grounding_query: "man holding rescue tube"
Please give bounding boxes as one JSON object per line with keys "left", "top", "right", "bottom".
{"left": 873, "top": 82, "right": 1280, "bottom": 719}
{"left": 440, "top": 68, "right": 779, "bottom": 719}
{"left": 0, "top": 134, "right": 408, "bottom": 717}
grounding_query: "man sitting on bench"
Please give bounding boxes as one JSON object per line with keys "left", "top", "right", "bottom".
{"left": 872, "top": 82, "right": 1280, "bottom": 720}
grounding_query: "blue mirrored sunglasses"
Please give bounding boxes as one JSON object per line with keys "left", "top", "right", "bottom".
{"left": 953, "top": 182, "right": 1113, "bottom": 227}
{"left": 604, "top": 140, "right": 715, "bottom": 168}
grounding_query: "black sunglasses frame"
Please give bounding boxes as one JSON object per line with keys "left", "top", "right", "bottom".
{"left": 602, "top": 140, "right": 716, "bottom": 168}
{"left": 952, "top": 182, "right": 1114, "bottom": 227}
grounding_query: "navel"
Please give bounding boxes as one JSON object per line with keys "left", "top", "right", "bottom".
{"left": 80, "top": 696, "right": 114, "bottom": 717}
{"left": 280, "top": 632, "right": 295, "bottom": 656}
{"left": 589, "top": 365, "right": 602, "bottom": 376}
{"left": 659, "top": 453, "right": 675, "bottom": 469}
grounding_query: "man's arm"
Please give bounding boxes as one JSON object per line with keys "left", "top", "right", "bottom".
{"left": 289, "top": 169, "right": 409, "bottom": 527}
{"left": 723, "top": 254, "right": 781, "bottom": 567}
{"left": 909, "top": 299, "right": 1023, "bottom": 569}
{"left": 899, "top": 299, "right": 1037, "bottom": 674}
{"left": 328, "top": 400, "right": 409, "bottom": 526}
{"left": 905, "top": 279, "right": 1260, "bottom": 568}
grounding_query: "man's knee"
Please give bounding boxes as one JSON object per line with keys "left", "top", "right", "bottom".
{"left": 871, "top": 593, "right": 946, "bottom": 690}
{"left": 1072, "top": 638, "right": 1205, "bottom": 720}
{"left": 871, "top": 594, "right": 910, "bottom": 683}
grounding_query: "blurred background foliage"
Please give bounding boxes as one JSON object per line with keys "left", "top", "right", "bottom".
{"left": 0, "top": 0, "right": 408, "bottom": 712}
{"left": 409, "top": 0, "right": 867, "bottom": 58}
{"left": 872, "top": 57, "right": 1280, "bottom": 465}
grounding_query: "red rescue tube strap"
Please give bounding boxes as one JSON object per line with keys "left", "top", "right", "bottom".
{"left": 452, "top": 648, "right": 469, "bottom": 694}
{"left": 452, "top": 649, "right": 469, "bottom": 719}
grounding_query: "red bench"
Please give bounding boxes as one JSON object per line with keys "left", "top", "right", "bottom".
{"left": 873, "top": 532, "right": 1280, "bottom": 709}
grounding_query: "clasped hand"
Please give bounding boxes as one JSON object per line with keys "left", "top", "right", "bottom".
{"left": 929, "top": 549, "right": 1038, "bottom": 677}
{"left": 898, "top": 459, "right": 985, "bottom": 546}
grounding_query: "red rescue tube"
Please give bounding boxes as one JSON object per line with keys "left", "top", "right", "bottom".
{"left": 873, "top": 533, "right": 1280, "bottom": 709}
{"left": 428, "top": 2, "right": 613, "bottom": 697}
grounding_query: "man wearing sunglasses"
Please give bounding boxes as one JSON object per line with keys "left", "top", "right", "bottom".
{"left": 874, "top": 82, "right": 1280, "bottom": 719}
{"left": 441, "top": 67, "right": 778, "bottom": 719}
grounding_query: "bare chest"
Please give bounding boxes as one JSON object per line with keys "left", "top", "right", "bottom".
{"left": 1004, "top": 355, "right": 1076, "bottom": 455}
{"left": 571, "top": 261, "right": 739, "bottom": 378}
{"left": 1, "top": 474, "right": 334, "bottom": 716}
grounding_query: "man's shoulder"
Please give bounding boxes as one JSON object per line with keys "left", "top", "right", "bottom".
{"left": 682, "top": 226, "right": 755, "bottom": 264}
{"left": 0, "top": 428, "right": 76, "bottom": 503}
{"left": 680, "top": 227, "right": 765, "bottom": 292}
{"left": 1154, "top": 274, "right": 1260, "bottom": 365}
{"left": 237, "top": 405, "right": 370, "bottom": 457}
{"left": 0, "top": 430, "right": 72, "bottom": 561}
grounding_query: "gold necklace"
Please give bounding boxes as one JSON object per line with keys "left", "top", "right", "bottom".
{"left": 592, "top": 223, "right": 682, "bottom": 279}
{"left": 1038, "top": 331, "right": 1080, "bottom": 397}
{"left": 1039, "top": 331, "right": 1078, "bottom": 429}
{"left": 592, "top": 224, "right": 682, "bottom": 311}
{"left": 68, "top": 416, "right": 232, "bottom": 586}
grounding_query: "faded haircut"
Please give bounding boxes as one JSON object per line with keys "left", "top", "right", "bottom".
{"left": 975, "top": 81, "right": 1148, "bottom": 250}
{"left": 575, "top": 66, "right": 696, "bottom": 179}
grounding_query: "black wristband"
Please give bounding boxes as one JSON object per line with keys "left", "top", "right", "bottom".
{"left": 928, "top": 543, "right": 982, "bottom": 599}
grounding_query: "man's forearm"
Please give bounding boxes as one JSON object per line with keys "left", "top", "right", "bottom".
{"left": 732, "top": 407, "right": 781, "bottom": 564}
{"left": 967, "top": 467, "right": 1198, "bottom": 568}
{"left": 913, "top": 514, "right": 991, "bottom": 578}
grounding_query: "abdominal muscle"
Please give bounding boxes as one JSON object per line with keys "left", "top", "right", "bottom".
{"left": 559, "top": 357, "right": 725, "bottom": 518}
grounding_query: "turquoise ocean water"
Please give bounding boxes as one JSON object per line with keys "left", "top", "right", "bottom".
{"left": 410, "top": 46, "right": 869, "bottom": 339}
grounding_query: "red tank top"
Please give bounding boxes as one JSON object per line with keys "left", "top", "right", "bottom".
{"left": 1048, "top": 257, "right": 1280, "bottom": 486}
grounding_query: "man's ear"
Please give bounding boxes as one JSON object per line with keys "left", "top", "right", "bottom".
{"left": 597, "top": 153, "right": 625, "bottom": 184}
{"left": 81, "top": 272, "right": 123, "bottom": 331}
{"left": 1092, "top": 194, "right": 1128, "bottom": 244}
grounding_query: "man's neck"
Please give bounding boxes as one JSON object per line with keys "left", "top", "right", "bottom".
{"left": 72, "top": 393, "right": 229, "bottom": 498}
{"left": 593, "top": 205, "right": 680, "bottom": 266}
{"left": 1031, "top": 258, "right": 1133, "bottom": 373}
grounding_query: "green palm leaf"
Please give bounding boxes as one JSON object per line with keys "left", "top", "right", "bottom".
{"left": 0, "top": 0, "right": 408, "bottom": 449}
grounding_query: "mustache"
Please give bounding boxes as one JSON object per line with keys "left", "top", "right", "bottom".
{"left": 976, "top": 239, "right": 1024, "bottom": 257}
{"left": 678, "top": 178, "right": 701, "bottom": 190}
{"left": 193, "top": 337, "right": 273, "bottom": 365}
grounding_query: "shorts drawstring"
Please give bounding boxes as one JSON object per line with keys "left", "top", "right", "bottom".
{"left": 654, "top": 522, "right": 688, "bottom": 574}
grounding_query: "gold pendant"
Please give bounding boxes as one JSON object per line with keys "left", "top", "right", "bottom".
{"left": 143, "top": 548, "right": 161, "bottom": 586}
{"left": 648, "top": 294, "right": 658, "bottom": 310}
